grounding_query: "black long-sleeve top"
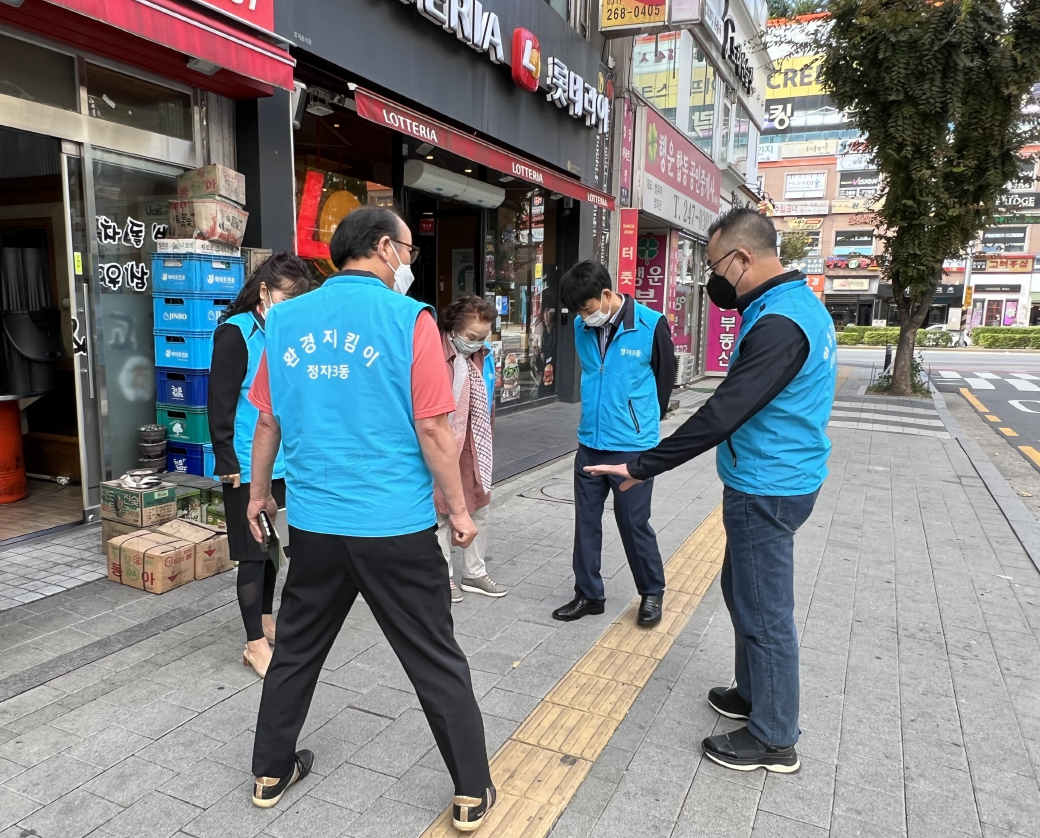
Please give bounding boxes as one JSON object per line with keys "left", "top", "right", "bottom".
{"left": 599, "top": 295, "right": 677, "bottom": 418}
{"left": 629, "top": 271, "right": 810, "bottom": 480}
{"left": 207, "top": 321, "right": 251, "bottom": 477}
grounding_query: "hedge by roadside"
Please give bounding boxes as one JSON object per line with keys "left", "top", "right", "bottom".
{"left": 837, "top": 326, "right": 951, "bottom": 346}
{"left": 969, "top": 326, "right": 1040, "bottom": 348}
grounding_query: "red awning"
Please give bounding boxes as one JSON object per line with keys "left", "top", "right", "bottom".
{"left": 2, "top": 0, "right": 293, "bottom": 97}
{"left": 353, "top": 88, "right": 616, "bottom": 211}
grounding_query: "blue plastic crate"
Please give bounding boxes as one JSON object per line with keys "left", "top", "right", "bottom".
{"left": 154, "top": 331, "right": 212, "bottom": 370}
{"left": 167, "top": 442, "right": 206, "bottom": 476}
{"left": 203, "top": 444, "right": 215, "bottom": 479}
{"left": 153, "top": 294, "right": 232, "bottom": 333}
{"left": 156, "top": 368, "right": 209, "bottom": 408}
{"left": 152, "top": 254, "right": 245, "bottom": 296}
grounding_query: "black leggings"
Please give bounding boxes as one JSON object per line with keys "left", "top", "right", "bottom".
{"left": 238, "top": 559, "right": 277, "bottom": 642}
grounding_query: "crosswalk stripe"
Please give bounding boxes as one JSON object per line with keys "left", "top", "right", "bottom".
{"left": 937, "top": 370, "right": 962, "bottom": 379}
{"left": 1010, "top": 373, "right": 1040, "bottom": 380}
{"left": 1006, "top": 379, "right": 1040, "bottom": 392}
{"left": 830, "top": 410, "right": 945, "bottom": 427}
{"left": 965, "top": 378, "right": 996, "bottom": 390}
{"left": 975, "top": 372, "right": 1000, "bottom": 379}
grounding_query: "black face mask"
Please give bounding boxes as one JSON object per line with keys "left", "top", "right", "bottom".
{"left": 706, "top": 271, "right": 739, "bottom": 310}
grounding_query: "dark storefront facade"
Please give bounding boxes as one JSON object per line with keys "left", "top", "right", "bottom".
{"left": 247, "top": 0, "right": 614, "bottom": 411}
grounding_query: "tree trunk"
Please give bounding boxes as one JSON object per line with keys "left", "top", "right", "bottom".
{"left": 888, "top": 269, "right": 939, "bottom": 396}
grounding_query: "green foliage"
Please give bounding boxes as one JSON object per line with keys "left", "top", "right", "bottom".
{"left": 916, "top": 330, "right": 952, "bottom": 347}
{"left": 768, "top": 0, "right": 829, "bottom": 20}
{"left": 870, "top": 352, "right": 929, "bottom": 396}
{"left": 863, "top": 329, "right": 897, "bottom": 345}
{"left": 779, "top": 231, "right": 814, "bottom": 265}
{"left": 836, "top": 331, "right": 862, "bottom": 345}
{"left": 971, "top": 327, "right": 1040, "bottom": 348}
{"left": 802, "top": 0, "right": 1040, "bottom": 392}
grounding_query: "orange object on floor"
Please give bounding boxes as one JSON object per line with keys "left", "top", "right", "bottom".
{"left": 0, "top": 399, "right": 27, "bottom": 504}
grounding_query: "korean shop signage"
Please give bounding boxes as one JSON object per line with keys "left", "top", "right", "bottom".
{"left": 722, "top": 0, "right": 755, "bottom": 96}
{"left": 996, "top": 192, "right": 1040, "bottom": 211}
{"left": 396, "top": 0, "right": 609, "bottom": 134}
{"left": 600, "top": 0, "right": 670, "bottom": 33}
{"left": 196, "top": 0, "right": 275, "bottom": 34}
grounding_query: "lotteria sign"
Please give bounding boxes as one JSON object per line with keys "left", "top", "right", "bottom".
{"left": 393, "top": 0, "right": 610, "bottom": 134}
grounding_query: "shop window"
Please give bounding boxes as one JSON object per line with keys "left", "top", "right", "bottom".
{"left": 486, "top": 189, "right": 559, "bottom": 407}
{"left": 719, "top": 98, "right": 732, "bottom": 165}
{"left": 547, "top": 0, "right": 570, "bottom": 19}
{"left": 86, "top": 64, "right": 193, "bottom": 141}
{"left": 732, "top": 104, "right": 750, "bottom": 166}
{"left": 634, "top": 32, "right": 679, "bottom": 122}
{"left": 688, "top": 48, "right": 716, "bottom": 156}
{"left": 0, "top": 32, "right": 78, "bottom": 112}
{"left": 984, "top": 299, "right": 1004, "bottom": 326}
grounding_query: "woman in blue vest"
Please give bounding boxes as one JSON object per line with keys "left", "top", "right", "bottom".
{"left": 208, "top": 253, "right": 315, "bottom": 679}
{"left": 435, "top": 296, "right": 506, "bottom": 602}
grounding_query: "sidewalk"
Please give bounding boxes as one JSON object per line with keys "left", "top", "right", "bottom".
{"left": 0, "top": 373, "right": 1038, "bottom": 838}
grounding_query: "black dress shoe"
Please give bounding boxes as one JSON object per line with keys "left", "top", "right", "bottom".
{"left": 452, "top": 785, "right": 497, "bottom": 832}
{"left": 252, "top": 749, "right": 314, "bottom": 808}
{"left": 702, "top": 727, "right": 799, "bottom": 773}
{"left": 552, "top": 596, "right": 605, "bottom": 622}
{"left": 708, "top": 686, "right": 752, "bottom": 720}
{"left": 637, "top": 594, "right": 663, "bottom": 627}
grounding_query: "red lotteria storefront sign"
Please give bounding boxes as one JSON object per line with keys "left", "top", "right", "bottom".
{"left": 191, "top": 0, "right": 275, "bottom": 35}
{"left": 353, "top": 88, "right": 615, "bottom": 211}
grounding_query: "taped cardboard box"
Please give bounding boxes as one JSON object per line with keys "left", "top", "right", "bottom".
{"left": 169, "top": 199, "right": 249, "bottom": 248}
{"left": 100, "top": 481, "right": 177, "bottom": 527}
{"left": 120, "top": 533, "right": 195, "bottom": 593}
{"left": 102, "top": 519, "right": 139, "bottom": 550}
{"left": 157, "top": 519, "right": 232, "bottom": 580}
{"left": 177, "top": 165, "right": 246, "bottom": 206}
{"left": 106, "top": 530, "right": 166, "bottom": 584}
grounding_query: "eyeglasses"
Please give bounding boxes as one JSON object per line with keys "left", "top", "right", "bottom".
{"left": 706, "top": 249, "right": 739, "bottom": 275}
{"left": 390, "top": 239, "right": 421, "bottom": 264}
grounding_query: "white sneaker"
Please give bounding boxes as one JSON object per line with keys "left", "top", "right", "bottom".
{"left": 450, "top": 579, "right": 463, "bottom": 603}
{"left": 461, "top": 575, "right": 508, "bottom": 598}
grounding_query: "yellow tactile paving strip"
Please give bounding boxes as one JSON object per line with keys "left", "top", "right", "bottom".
{"left": 423, "top": 505, "right": 727, "bottom": 838}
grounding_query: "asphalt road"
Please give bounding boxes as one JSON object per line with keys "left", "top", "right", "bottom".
{"left": 837, "top": 348, "right": 1040, "bottom": 472}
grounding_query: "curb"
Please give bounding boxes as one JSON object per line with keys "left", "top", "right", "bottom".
{"left": 930, "top": 383, "right": 1040, "bottom": 575}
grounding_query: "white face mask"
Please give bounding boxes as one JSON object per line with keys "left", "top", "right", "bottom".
{"left": 452, "top": 335, "right": 485, "bottom": 356}
{"left": 582, "top": 294, "right": 610, "bottom": 328}
{"left": 385, "top": 241, "right": 415, "bottom": 296}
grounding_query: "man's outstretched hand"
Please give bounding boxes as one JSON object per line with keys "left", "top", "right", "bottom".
{"left": 583, "top": 462, "right": 642, "bottom": 492}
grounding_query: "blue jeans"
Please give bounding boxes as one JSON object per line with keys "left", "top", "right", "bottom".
{"left": 721, "top": 486, "right": 818, "bottom": 748}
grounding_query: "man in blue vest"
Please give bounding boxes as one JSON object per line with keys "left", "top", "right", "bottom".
{"left": 586, "top": 207, "right": 836, "bottom": 774}
{"left": 552, "top": 261, "right": 676, "bottom": 628}
{"left": 245, "top": 207, "right": 496, "bottom": 831}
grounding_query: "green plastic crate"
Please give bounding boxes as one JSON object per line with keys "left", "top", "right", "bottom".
{"left": 156, "top": 404, "right": 210, "bottom": 445}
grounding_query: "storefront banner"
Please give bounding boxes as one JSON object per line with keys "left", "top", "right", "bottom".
{"left": 636, "top": 107, "right": 721, "bottom": 238}
{"left": 601, "top": 0, "right": 669, "bottom": 34}
{"left": 806, "top": 274, "right": 825, "bottom": 293}
{"left": 635, "top": 233, "right": 668, "bottom": 312}
{"left": 616, "top": 208, "right": 639, "bottom": 295}
{"left": 767, "top": 55, "right": 825, "bottom": 99}
{"left": 975, "top": 257, "right": 1033, "bottom": 273}
{"left": 39, "top": 0, "right": 294, "bottom": 89}
{"left": 353, "top": 88, "right": 616, "bottom": 210}
{"left": 784, "top": 171, "right": 827, "bottom": 199}
{"left": 781, "top": 140, "right": 837, "bottom": 158}
{"left": 194, "top": 0, "right": 274, "bottom": 34}
{"left": 996, "top": 192, "right": 1040, "bottom": 211}
{"left": 1004, "top": 299, "right": 1019, "bottom": 326}
{"left": 667, "top": 228, "right": 688, "bottom": 349}
{"left": 619, "top": 99, "right": 636, "bottom": 208}
{"left": 705, "top": 303, "right": 741, "bottom": 375}
{"left": 831, "top": 197, "right": 880, "bottom": 214}
{"left": 831, "top": 278, "right": 871, "bottom": 292}
{"left": 772, "top": 200, "right": 830, "bottom": 216}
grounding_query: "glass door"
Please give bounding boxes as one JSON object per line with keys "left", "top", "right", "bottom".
{"left": 85, "top": 150, "right": 182, "bottom": 477}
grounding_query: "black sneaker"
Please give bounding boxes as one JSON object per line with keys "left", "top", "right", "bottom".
{"left": 702, "top": 727, "right": 800, "bottom": 773}
{"left": 708, "top": 686, "right": 752, "bottom": 720}
{"left": 452, "top": 785, "right": 497, "bottom": 832}
{"left": 252, "top": 749, "right": 314, "bottom": 808}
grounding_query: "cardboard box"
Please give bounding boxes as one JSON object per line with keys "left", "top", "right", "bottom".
{"left": 242, "top": 247, "right": 272, "bottom": 277}
{"left": 176, "top": 487, "right": 202, "bottom": 522}
{"left": 157, "top": 519, "right": 233, "bottom": 580}
{"left": 100, "top": 481, "right": 178, "bottom": 527}
{"left": 115, "top": 531, "right": 195, "bottom": 593}
{"left": 107, "top": 530, "right": 166, "bottom": 584}
{"left": 177, "top": 165, "right": 246, "bottom": 206}
{"left": 205, "top": 502, "right": 226, "bottom": 531}
{"left": 169, "top": 199, "right": 249, "bottom": 248}
{"left": 102, "top": 519, "right": 139, "bottom": 550}
{"left": 155, "top": 238, "right": 241, "bottom": 257}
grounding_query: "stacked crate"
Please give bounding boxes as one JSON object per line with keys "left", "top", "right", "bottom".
{"left": 152, "top": 252, "right": 244, "bottom": 476}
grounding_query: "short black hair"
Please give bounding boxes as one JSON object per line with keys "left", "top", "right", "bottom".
{"left": 329, "top": 206, "right": 406, "bottom": 269}
{"left": 560, "top": 260, "right": 611, "bottom": 310}
{"left": 707, "top": 206, "right": 777, "bottom": 256}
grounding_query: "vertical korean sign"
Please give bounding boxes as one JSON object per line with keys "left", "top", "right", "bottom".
{"left": 616, "top": 208, "right": 639, "bottom": 295}
{"left": 705, "top": 304, "right": 741, "bottom": 375}
{"left": 619, "top": 98, "right": 636, "bottom": 208}
{"left": 634, "top": 233, "right": 668, "bottom": 312}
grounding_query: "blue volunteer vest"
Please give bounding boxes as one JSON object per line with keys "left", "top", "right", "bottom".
{"left": 480, "top": 345, "right": 495, "bottom": 414}
{"left": 716, "top": 277, "right": 836, "bottom": 496}
{"left": 223, "top": 312, "right": 286, "bottom": 484}
{"left": 264, "top": 271, "right": 435, "bottom": 537}
{"left": 575, "top": 299, "right": 663, "bottom": 452}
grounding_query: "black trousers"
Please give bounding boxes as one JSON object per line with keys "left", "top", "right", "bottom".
{"left": 572, "top": 444, "right": 666, "bottom": 601}
{"left": 251, "top": 525, "right": 492, "bottom": 796}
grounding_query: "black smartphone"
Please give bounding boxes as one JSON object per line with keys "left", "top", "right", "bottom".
{"left": 257, "top": 510, "right": 273, "bottom": 544}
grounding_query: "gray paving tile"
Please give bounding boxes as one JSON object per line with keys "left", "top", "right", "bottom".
{"left": 181, "top": 783, "right": 282, "bottom": 838}
{"left": 103, "top": 790, "right": 202, "bottom": 838}
{"left": 342, "top": 797, "right": 437, "bottom": 838}
{"left": 310, "top": 762, "right": 397, "bottom": 813}
{"left": 0, "top": 786, "right": 40, "bottom": 831}
{"left": 752, "top": 810, "right": 829, "bottom": 838}
{"left": 83, "top": 755, "right": 177, "bottom": 807}
{"left": 0, "top": 722, "right": 82, "bottom": 768}
{"left": 158, "top": 759, "right": 252, "bottom": 810}
{"left": 138, "top": 728, "right": 224, "bottom": 772}
{"left": 264, "top": 795, "right": 357, "bottom": 838}
{"left": 348, "top": 709, "right": 436, "bottom": 778}
{"left": 15, "top": 788, "right": 120, "bottom": 838}
{"left": 3, "top": 752, "right": 101, "bottom": 804}
{"left": 381, "top": 763, "right": 454, "bottom": 813}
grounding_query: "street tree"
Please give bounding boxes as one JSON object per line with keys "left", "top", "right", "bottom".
{"left": 779, "top": 230, "right": 814, "bottom": 266}
{"left": 812, "top": 0, "right": 1040, "bottom": 394}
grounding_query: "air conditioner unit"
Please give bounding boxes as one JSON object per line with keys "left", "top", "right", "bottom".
{"left": 674, "top": 352, "right": 696, "bottom": 386}
{"left": 403, "top": 160, "right": 505, "bottom": 209}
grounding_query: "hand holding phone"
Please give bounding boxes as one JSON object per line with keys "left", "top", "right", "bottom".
{"left": 257, "top": 510, "right": 274, "bottom": 544}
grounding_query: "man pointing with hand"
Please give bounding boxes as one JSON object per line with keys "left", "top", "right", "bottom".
{"left": 586, "top": 207, "right": 836, "bottom": 776}
{"left": 246, "top": 207, "right": 496, "bottom": 832}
